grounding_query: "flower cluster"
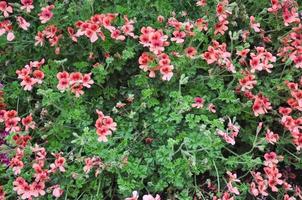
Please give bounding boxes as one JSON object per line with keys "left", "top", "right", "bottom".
{"left": 138, "top": 52, "right": 174, "bottom": 81}
{"left": 95, "top": 110, "right": 117, "bottom": 142}
{"left": 249, "top": 47, "right": 276, "bottom": 73}
{"left": 249, "top": 152, "right": 296, "bottom": 198}
{"left": 0, "top": 110, "right": 34, "bottom": 133}
{"left": 279, "top": 79, "right": 302, "bottom": 150}
{"left": 191, "top": 97, "right": 217, "bottom": 113}
{"left": 16, "top": 59, "right": 45, "bottom": 91}
{"left": 0, "top": 0, "right": 33, "bottom": 42}
{"left": 12, "top": 144, "right": 66, "bottom": 199}
{"left": 268, "top": 0, "right": 300, "bottom": 26}
{"left": 278, "top": 24, "right": 302, "bottom": 69}
{"left": 35, "top": 25, "right": 62, "bottom": 53}
{"left": 56, "top": 71, "right": 94, "bottom": 97}
{"left": 167, "top": 17, "right": 194, "bottom": 44}
{"left": 202, "top": 40, "right": 235, "bottom": 73}
{"left": 0, "top": 20, "right": 14, "bottom": 41}
{"left": 237, "top": 70, "right": 257, "bottom": 92}
{"left": 139, "top": 26, "right": 169, "bottom": 54}
{"left": 216, "top": 117, "right": 240, "bottom": 145}
{"left": 72, "top": 14, "right": 136, "bottom": 43}
{"left": 214, "top": 0, "right": 231, "bottom": 35}
{"left": 226, "top": 172, "right": 240, "bottom": 196}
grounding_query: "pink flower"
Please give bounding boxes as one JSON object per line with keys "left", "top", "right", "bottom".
{"left": 33, "top": 70, "right": 44, "bottom": 84}
{"left": 69, "top": 72, "right": 83, "bottom": 85}
{"left": 284, "top": 194, "right": 295, "bottom": 200}
{"left": 160, "top": 65, "right": 173, "bottom": 81}
{"left": 185, "top": 47, "right": 197, "bottom": 58}
{"left": 51, "top": 185, "right": 63, "bottom": 198}
{"left": 250, "top": 182, "right": 259, "bottom": 196}
{"left": 216, "top": 1, "right": 230, "bottom": 21}
{"left": 238, "top": 71, "right": 257, "bottom": 91}
{"left": 21, "top": 0, "right": 34, "bottom": 13}
{"left": 83, "top": 157, "right": 94, "bottom": 174}
{"left": 7, "top": 31, "right": 15, "bottom": 41}
{"left": 50, "top": 153, "right": 66, "bottom": 173}
{"left": 121, "top": 15, "right": 136, "bottom": 38}
{"left": 249, "top": 47, "right": 276, "bottom": 73}
{"left": 22, "top": 114, "right": 35, "bottom": 131}
{"left": 267, "top": 0, "right": 281, "bottom": 13}
{"left": 57, "top": 79, "right": 69, "bottom": 91}
{"left": 265, "top": 129, "right": 279, "bottom": 144}
{"left": 217, "top": 117, "right": 240, "bottom": 145}
{"left": 82, "top": 73, "right": 94, "bottom": 88}
{"left": 67, "top": 27, "right": 78, "bottom": 42}
{"left": 250, "top": 16, "right": 261, "bottom": 32}
{"left": 0, "top": 1, "right": 13, "bottom": 18}
{"left": 125, "top": 191, "right": 139, "bottom": 200}
{"left": 103, "top": 116, "right": 117, "bottom": 131}
{"left": 227, "top": 182, "right": 240, "bottom": 195}
{"left": 293, "top": 55, "right": 302, "bottom": 69}
{"left": 217, "top": 129, "right": 235, "bottom": 145}
{"left": 252, "top": 93, "right": 272, "bottom": 116}
{"left": 111, "top": 29, "right": 126, "bottom": 41}
{"left": 16, "top": 16, "right": 30, "bottom": 31}
{"left": 192, "top": 97, "right": 204, "bottom": 109}
{"left": 171, "top": 30, "right": 186, "bottom": 43}
{"left": 30, "top": 181, "right": 46, "bottom": 197}
{"left": 282, "top": 7, "right": 300, "bottom": 26}
{"left": 35, "top": 31, "right": 44, "bottom": 46}
{"left": 142, "top": 194, "right": 161, "bottom": 200}
{"left": 38, "top": 5, "right": 54, "bottom": 24}
{"left": 195, "top": 18, "right": 208, "bottom": 31}
{"left": 263, "top": 152, "right": 278, "bottom": 167}
{"left": 96, "top": 126, "right": 111, "bottom": 142}
{"left": 202, "top": 40, "right": 235, "bottom": 73}
{"left": 21, "top": 76, "right": 37, "bottom": 91}
{"left": 85, "top": 28, "right": 99, "bottom": 43}
{"left": 208, "top": 103, "right": 216, "bottom": 113}
{"left": 214, "top": 19, "right": 229, "bottom": 35}
{"left": 70, "top": 84, "right": 84, "bottom": 97}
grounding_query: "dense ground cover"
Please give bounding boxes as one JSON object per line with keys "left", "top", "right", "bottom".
{"left": 0, "top": 0, "right": 302, "bottom": 199}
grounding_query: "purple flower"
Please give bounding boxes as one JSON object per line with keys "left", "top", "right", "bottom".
{"left": 0, "top": 82, "right": 3, "bottom": 89}
{"left": 0, "top": 131, "right": 9, "bottom": 145}
{"left": 0, "top": 131, "right": 9, "bottom": 138}
{"left": 0, "top": 153, "right": 9, "bottom": 166}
